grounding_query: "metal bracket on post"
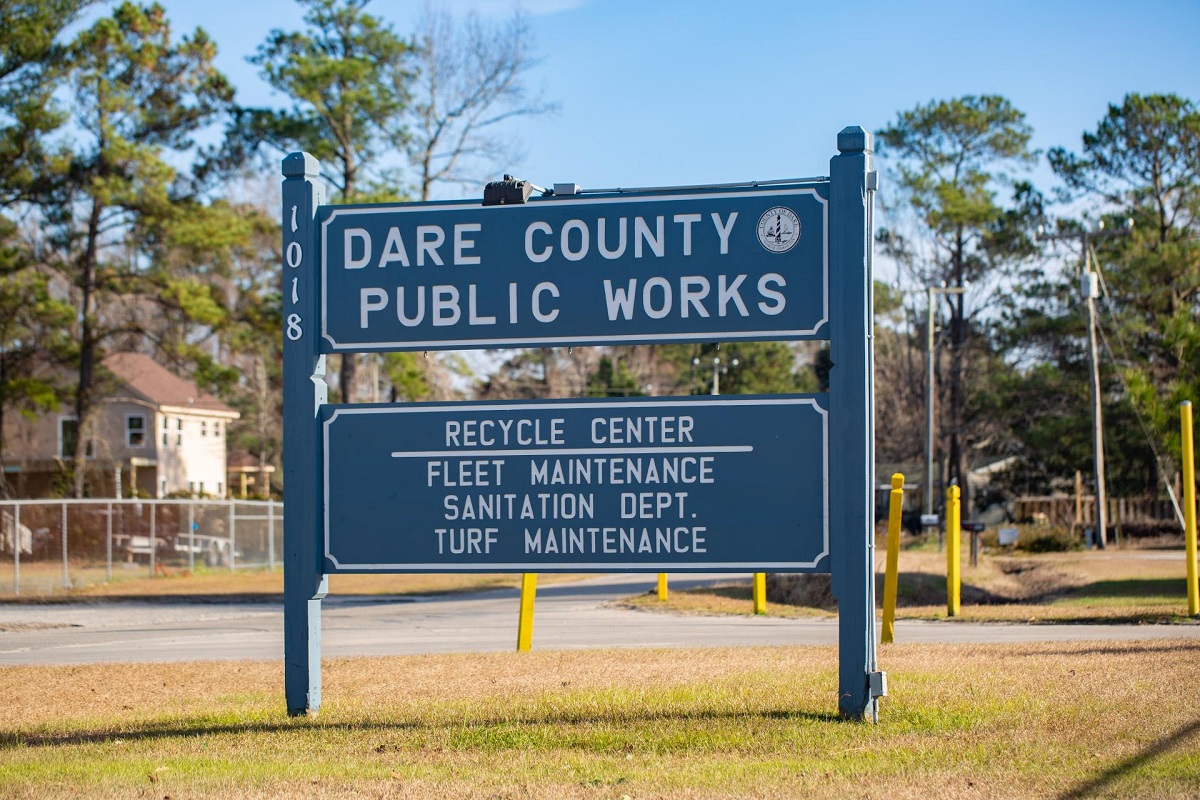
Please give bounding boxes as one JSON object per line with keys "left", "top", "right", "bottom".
{"left": 282, "top": 152, "right": 329, "bottom": 716}
{"left": 829, "top": 126, "right": 878, "bottom": 722}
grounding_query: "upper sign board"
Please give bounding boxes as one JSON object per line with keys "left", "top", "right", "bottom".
{"left": 318, "top": 185, "right": 829, "bottom": 352}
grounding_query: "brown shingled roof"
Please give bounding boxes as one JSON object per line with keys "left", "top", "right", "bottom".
{"left": 101, "top": 352, "right": 238, "bottom": 415}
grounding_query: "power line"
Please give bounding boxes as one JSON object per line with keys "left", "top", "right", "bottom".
{"left": 1089, "top": 241, "right": 1186, "bottom": 528}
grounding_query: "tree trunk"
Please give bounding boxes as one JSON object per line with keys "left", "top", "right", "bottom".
{"left": 339, "top": 159, "right": 357, "bottom": 403}
{"left": 73, "top": 197, "right": 104, "bottom": 498}
{"left": 948, "top": 232, "right": 971, "bottom": 515}
{"left": 0, "top": 353, "right": 9, "bottom": 499}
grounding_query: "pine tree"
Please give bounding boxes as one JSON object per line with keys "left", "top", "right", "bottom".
{"left": 36, "top": 2, "right": 237, "bottom": 496}
{"left": 879, "top": 96, "right": 1037, "bottom": 512}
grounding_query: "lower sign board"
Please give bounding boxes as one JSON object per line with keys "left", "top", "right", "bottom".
{"left": 322, "top": 396, "right": 828, "bottom": 572}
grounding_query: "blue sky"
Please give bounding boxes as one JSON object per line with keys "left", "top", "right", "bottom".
{"left": 148, "top": 0, "right": 1200, "bottom": 200}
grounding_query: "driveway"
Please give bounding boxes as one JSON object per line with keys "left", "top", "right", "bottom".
{"left": 1, "top": 573, "right": 1198, "bottom": 666}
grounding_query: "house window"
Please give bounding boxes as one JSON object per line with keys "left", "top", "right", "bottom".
{"left": 201, "top": 420, "right": 208, "bottom": 437}
{"left": 214, "top": 422, "right": 221, "bottom": 438}
{"left": 160, "top": 479, "right": 166, "bottom": 497}
{"left": 198, "top": 481, "right": 205, "bottom": 494}
{"left": 177, "top": 419, "right": 182, "bottom": 446}
{"left": 126, "top": 414, "right": 146, "bottom": 448}
{"left": 217, "top": 481, "right": 223, "bottom": 497}
{"left": 59, "top": 418, "right": 93, "bottom": 459}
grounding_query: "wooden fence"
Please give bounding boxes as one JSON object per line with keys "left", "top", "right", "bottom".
{"left": 1014, "top": 494, "right": 1184, "bottom": 531}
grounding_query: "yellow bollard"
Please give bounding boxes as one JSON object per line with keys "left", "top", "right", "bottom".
{"left": 657, "top": 572, "right": 668, "bottom": 601}
{"left": 947, "top": 485, "right": 961, "bottom": 617}
{"left": 753, "top": 572, "right": 767, "bottom": 614}
{"left": 1182, "top": 402, "right": 1199, "bottom": 616}
{"left": 882, "top": 473, "right": 904, "bottom": 643}
{"left": 516, "top": 573, "right": 537, "bottom": 651}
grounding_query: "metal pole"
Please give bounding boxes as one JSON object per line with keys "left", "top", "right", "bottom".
{"left": 1181, "top": 401, "right": 1198, "bottom": 616}
{"left": 1084, "top": 241, "right": 1109, "bottom": 548}
{"left": 947, "top": 485, "right": 961, "bottom": 617}
{"left": 61, "top": 502, "right": 68, "bottom": 589}
{"left": 926, "top": 286, "right": 936, "bottom": 521}
{"left": 516, "top": 573, "right": 537, "bottom": 651}
{"left": 149, "top": 502, "right": 156, "bottom": 578}
{"left": 882, "top": 474, "right": 904, "bottom": 643}
{"left": 188, "top": 503, "right": 195, "bottom": 572}
{"left": 268, "top": 500, "right": 276, "bottom": 572}
{"left": 13, "top": 504, "right": 20, "bottom": 595}
{"left": 106, "top": 501, "right": 113, "bottom": 581}
{"left": 229, "top": 500, "right": 236, "bottom": 571}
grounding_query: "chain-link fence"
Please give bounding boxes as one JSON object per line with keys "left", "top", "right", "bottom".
{"left": 0, "top": 499, "right": 283, "bottom": 596}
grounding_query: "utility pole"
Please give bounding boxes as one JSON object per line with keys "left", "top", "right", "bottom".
{"left": 1082, "top": 249, "right": 1107, "bottom": 548}
{"left": 693, "top": 355, "right": 739, "bottom": 396}
{"left": 1037, "top": 220, "right": 1131, "bottom": 549}
{"left": 926, "top": 284, "right": 965, "bottom": 549}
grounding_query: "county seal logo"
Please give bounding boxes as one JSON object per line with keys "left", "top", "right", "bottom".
{"left": 756, "top": 206, "right": 800, "bottom": 253}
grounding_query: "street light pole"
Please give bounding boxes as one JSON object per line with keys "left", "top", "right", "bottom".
{"left": 926, "top": 284, "right": 965, "bottom": 546}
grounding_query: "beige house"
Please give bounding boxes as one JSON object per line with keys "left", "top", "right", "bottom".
{"left": 2, "top": 353, "right": 240, "bottom": 498}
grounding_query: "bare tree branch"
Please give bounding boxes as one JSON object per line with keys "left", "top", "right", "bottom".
{"left": 402, "top": 5, "right": 558, "bottom": 201}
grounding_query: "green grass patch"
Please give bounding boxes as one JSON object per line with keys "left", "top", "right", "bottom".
{"left": 2, "top": 644, "right": 1199, "bottom": 797}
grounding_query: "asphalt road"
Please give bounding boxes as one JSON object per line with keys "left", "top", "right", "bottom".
{"left": 1, "top": 573, "right": 1198, "bottom": 666}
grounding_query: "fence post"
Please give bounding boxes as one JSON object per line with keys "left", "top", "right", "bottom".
{"left": 188, "top": 503, "right": 195, "bottom": 572}
{"left": 882, "top": 474, "right": 904, "bottom": 643}
{"left": 13, "top": 504, "right": 20, "bottom": 595}
{"left": 657, "top": 572, "right": 668, "bottom": 602}
{"left": 149, "top": 502, "right": 156, "bottom": 578}
{"left": 106, "top": 501, "right": 113, "bottom": 581}
{"left": 753, "top": 572, "right": 767, "bottom": 614}
{"left": 947, "top": 485, "right": 961, "bottom": 617}
{"left": 268, "top": 501, "right": 276, "bottom": 571}
{"left": 61, "top": 502, "right": 69, "bottom": 589}
{"left": 229, "top": 500, "right": 236, "bottom": 571}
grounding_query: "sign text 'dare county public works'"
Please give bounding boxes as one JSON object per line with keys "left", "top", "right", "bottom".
{"left": 318, "top": 187, "right": 828, "bottom": 351}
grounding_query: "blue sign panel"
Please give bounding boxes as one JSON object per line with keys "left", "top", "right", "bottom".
{"left": 322, "top": 396, "right": 828, "bottom": 571}
{"left": 318, "top": 186, "right": 828, "bottom": 352}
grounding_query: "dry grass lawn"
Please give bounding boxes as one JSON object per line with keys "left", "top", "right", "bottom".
{"left": 0, "top": 565, "right": 586, "bottom": 602}
{"left": 2, "top": 642, "right": 1199, "bottom": 797}
{"left": 628, "top": 550, "right": 1200, "bottom": 624}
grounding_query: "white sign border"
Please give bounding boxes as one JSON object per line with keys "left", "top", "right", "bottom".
{"left": 322, "top": 397, "right": 830, "bottom": 571}
{"left": 319, "top": 187, "right": 829, "bottom": 351}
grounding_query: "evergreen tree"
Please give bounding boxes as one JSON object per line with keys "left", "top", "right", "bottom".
{"left": 1048, "top": 94, "right": 1200, "bottom": 473}
{"left": 0, "top": 2, "right": 92, "bottom": 494}
{"left": 36, "top": 2, "right": 238, "bottom": 496}
{"left": 586, "top": 355, "right": 644, "bottom": 398}
{"left": 244, "top": 0, "right": 414, "bottom": 403}
{"left": 879, "top": 95, "right": 1037, "bottom": 511}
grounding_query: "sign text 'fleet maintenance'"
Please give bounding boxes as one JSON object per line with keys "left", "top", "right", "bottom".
{"left": 322, "top": 397, "right": 829, "bottom": 571}
{"left": 318, "top": 187, "right": 829, "bottom": 351}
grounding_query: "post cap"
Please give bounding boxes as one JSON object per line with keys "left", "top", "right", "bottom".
{"left": 1183, "top": 400, "right": 1193, "bottom": 408}
{"left": 837, "top": 126, "right": 874, "bottom": 154}
{"left": 282, "top": 152, "right": 320, "bottom": 178}
{"left": 946, "top": 485, "right": 960, "bottom": 499}
{"left": 891, "top": 473, "right": 904, "bottom": 490}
